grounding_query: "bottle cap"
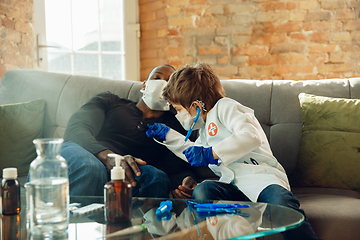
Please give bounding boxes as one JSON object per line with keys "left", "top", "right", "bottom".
{"left": 108, "top": 154, "right": 125, "bottom": 180}
{"left": 3, "top": 168, "right": 18, "bottom": 179}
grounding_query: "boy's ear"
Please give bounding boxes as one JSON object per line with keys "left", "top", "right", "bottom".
{"left": 193, "top": 101, "right": 203, "bottom": 112}
{"left": 194, "top": 100, "right": 207, "bottom": 113}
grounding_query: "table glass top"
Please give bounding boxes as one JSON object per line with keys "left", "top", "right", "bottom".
{"left": 1, "top": 195, "right": 304, "bottom": 240}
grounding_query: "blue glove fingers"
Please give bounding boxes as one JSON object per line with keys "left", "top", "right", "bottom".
{"left": 183, "top": 146, "right": 218, "bottom": 166}
{"left": 183, "top": 146, "right": 205, "bottom": 167}
{"left": 146, "top": 123, "right": 170, "bottom": 141}
{"left": 182, "top": 147, "right": 196, "bottom": 166}
{"left": 146, "top": 124, "right": 158, "bottom": 138}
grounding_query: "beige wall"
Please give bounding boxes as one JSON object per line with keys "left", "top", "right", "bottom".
{"left": 0, "top": 0, "right": 34, "bottom": 79}
{"left": 139, "top": 0, "right": 360, "bottom": 80}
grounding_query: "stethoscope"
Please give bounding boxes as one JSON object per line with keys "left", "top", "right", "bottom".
{"left": 184, "top": 106, "right": 200, "bottom": 142}
{"left": 154, "top": 106, "right": 201, "bottom": 147}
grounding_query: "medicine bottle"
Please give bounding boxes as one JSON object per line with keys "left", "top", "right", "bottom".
{"left": 1, "top": 168, "right": 20, "bottom": 215}
{"left": 104, "top": 154, "right": 132, "bottom": 223}
{"left": 1, "top": 214, "right": 20, "bottom": 240}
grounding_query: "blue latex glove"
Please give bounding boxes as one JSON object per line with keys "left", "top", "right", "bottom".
{"left": 146, "top": 123, "right": 170, "bottom": 141}
{"left": 182, "top": 146, "right": 218, "bottom": 167}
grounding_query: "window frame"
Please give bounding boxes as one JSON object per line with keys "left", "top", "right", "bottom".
{"left": 33, "top": 0, "right": 140, "bottom": 81}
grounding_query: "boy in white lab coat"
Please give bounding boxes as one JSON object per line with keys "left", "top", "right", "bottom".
{"left": 146, "top": 63, "right": 318, "bottom": 240}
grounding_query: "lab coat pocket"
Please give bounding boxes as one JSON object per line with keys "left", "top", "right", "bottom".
{"left": 209, "top": 164, "right": 234, "bottom": 184}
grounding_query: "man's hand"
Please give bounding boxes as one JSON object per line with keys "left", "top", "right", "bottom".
{"left": 121, "top": 155, "right": 146, "bottom": 187}
{"left": 97, "top": 150, "right": 147, "bottom": 187}
{"left": 97, "top": 149, "right": 115, "bottom": 171}
{"left": 171, "top": 176, "right": 198, "bottom": 199}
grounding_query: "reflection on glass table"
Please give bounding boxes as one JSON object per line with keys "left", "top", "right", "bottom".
{"left": 2, "top": 196, "right": 304, "bottom": 240}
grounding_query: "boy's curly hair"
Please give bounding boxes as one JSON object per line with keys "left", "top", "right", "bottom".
{"left": 163, "top": 62, "right": 225, "bottom": 112}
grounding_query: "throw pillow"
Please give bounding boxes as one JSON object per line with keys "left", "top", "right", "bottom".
{"left": 0, "top": 99, "right": 45, "bottom": 177}
{"left": 291, "top": 93, "right": 360, "bottom": 190}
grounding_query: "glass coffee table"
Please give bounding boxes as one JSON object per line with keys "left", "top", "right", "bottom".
{"left": 2, "top": 195, "right": 304, "bottom": 240}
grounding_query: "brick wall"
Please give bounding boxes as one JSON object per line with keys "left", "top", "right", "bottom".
{"left": 139, "top": 0, "right": 360, "bottom": 80}
{"left": 0, "top": 0, "right": 34, "bottom": 79}
{"left": 139, "top": 0, "right": 168, "bottom": 79}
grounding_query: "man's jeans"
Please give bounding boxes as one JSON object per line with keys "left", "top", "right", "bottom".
{"left": 60, "top": 141, "right": 171, "bottom": 198}
{"left": 193, "top": 181, "right": 318, "bottom": 240}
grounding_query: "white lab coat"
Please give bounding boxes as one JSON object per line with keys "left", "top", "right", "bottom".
{"left": 164, "top": 97, "right": 290, "bottom": 202}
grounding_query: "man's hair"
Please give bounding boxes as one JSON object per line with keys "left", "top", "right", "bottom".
{"left": 147, "top": 64, "right": 176, "bottom": 80}
{"left": 163, "top": 62, "right": 225, "bottom": 111}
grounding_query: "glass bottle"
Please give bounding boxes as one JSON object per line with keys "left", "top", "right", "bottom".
{"left": 104, "top": 154, "right": 132, "bottom": 223}
{"left": 28, "top": 138, "right": 69, "bottom": 237}
{"left": 1, "top": 214, "right": 21, "bottom": 240}
{"left": 1, "top": 168, "right": 20, "bottom": 215}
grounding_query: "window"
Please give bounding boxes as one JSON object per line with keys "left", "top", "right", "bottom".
{"left": 34, "top": 0, "right": 140, "bottom": 80}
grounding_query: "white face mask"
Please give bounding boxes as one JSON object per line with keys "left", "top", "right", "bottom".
{"left": 175, "top": 108, "right": 205, "bottom": 131}
{"left": 140, "top": 80, "right": 170, "bottom": 111}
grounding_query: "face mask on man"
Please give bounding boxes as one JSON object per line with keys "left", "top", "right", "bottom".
{"left": 140, "top": 80, "right": 170, "bottom": 111}
{"left": 175, "top": 102, "right": 206, "bottom": 131}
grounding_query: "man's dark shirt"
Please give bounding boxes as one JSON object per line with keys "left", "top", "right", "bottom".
{"left": 64, "top": 92, "right": 198, "bottom": 189}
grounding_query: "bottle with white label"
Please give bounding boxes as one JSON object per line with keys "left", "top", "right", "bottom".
{"left": 28, "top": 138, "right": 69, "bottom": 238}
{"left": 104, "top": 153, "right": 132, "bottom": 223}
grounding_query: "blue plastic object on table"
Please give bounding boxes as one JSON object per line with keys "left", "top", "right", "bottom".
{"left": 186, "top": 201, "right": 250, "bottom": 218}
{"left": 156, "top": 200, "right": 172, "bottom": 215}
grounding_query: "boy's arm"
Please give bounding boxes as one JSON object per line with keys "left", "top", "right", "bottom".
{"left": 148, "top": 113, "right": 200, "bottom": 162}
{"left": 163, "top": 129, "right": 195, "bottom": 161}
{"left": 212, "top": 100, "right": 263, "bottom": 166}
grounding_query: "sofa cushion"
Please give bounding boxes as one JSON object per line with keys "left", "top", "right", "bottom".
{"left": 291, "top": 93, "right": 360, "bottom": 190}
{"left": 0, "top": 99, "right": 45, "bottom": 177}
{"left": 293, "top": 187, "right": 360, "bottom": 240}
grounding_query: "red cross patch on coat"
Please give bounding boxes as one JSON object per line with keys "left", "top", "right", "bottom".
{"left": 208, "top": 122, "right": 218, "bottom": 136}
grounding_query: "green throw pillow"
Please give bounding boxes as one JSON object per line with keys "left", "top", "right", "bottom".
{"left": 291, "top": 93, "right": 360, "bottom": 190}
{"left": 0, "top": 99, "right": 45, "bottom": 177}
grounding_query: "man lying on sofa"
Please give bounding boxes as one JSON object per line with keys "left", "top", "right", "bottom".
{"left": 61, "top": 64, "right": 208, "bottom": 198}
